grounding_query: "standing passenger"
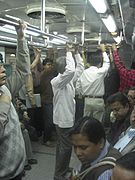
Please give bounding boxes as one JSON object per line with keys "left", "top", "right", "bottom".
{"left": 0, "top": 21, "right": 26, "bottom": 180}
{"left": 40, "top": 58, "right": 57, "bottom": 146}
{"left": 51, "top": 44, "right": 84, "bottom": 180}
{"left": 112, "top": 43, "right": 135, "bottom": 92}
{"left": 76, "top": 44, "right": 110, "bottom": 121}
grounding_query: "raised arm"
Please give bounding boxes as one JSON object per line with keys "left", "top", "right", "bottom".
{"left": 99, "top": 44, "right": 110, "bottom": 73}
{"left": 112, "top": 43, "right": 125, "bottom": 71}
{"left": 30, "top": 48, "right": 41, "bottom": 70}
{"left": 15, "top": 20, "right": 31, "bottom": 76}
{"left": 73, "top": 45, "right": 84, "bottom": 84}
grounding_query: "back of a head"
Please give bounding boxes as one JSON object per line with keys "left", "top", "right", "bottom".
{"left": 107, "top": 92, "right": 129, "bottom": 107}
{"left": 88, "top": 50, "right": 102, "bottom": 67}
{"left": 55, "top": 56, "right": 66, "bottom": 74}
{"left": 42, "top": 58, "right": 53, "bottom": 66}
{"left": 69, "top": 116, "right": 106, "bottom": 144}
{"left": 0, "top": 53, "right": 3, "bottom": 63}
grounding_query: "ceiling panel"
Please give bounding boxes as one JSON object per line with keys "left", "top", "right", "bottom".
{"left": 0, "top": 0, "right": 132, "bottom": 47}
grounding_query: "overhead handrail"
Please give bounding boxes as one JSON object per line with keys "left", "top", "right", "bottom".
{"left": 0, "top": 16, "right": 69, "bottom": 42}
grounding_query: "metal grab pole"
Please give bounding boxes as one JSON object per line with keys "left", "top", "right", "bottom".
{"left": 41, "top": 0, "right": 46, "bottom": 32}
{"left": 81, "top": 0, "right": 87, "bottom": 46}
{"left": 0, "top": 17, "right": 69, "bottom": 42}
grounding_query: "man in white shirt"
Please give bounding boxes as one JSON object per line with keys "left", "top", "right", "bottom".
{"left": 51, "top": 44, "right": 84, "bottom": 180}
{"left": 76, "top": 44, "right": 110, "bottom": 121}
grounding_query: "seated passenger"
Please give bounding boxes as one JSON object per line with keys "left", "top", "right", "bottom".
{"left": 111, "top": 152, "right": 135, "bottom": 180}
{"left": 127, "top": 86, "right": 135, "bottom": 108}
{"left": 69, "top": 116, "right": 121, "bottom": 180}
{"left": 15, "top": 97, "right": 38, "bottom": 170}
{"left": 107, "top": 92, "right": 131, "bottom": 145}
{"left": 114, "top": 105, "right": 135, "bottom": 155}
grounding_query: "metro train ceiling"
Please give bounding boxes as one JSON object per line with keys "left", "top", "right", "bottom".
{"left": 0, "top": 0, "right": 134, "bottom": 48}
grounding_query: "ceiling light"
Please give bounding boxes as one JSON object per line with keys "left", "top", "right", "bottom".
{"left": 102, "top": 15, "right": 117, "bottom": 32}
{"left": 89, "top": 0, "right": 108, "bottom": 13}
{"left": 50, "top": 38, "right": 66, "bottom": 45}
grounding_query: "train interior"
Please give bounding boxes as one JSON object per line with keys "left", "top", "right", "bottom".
{"left": 0, "top": 0, "right": 135, "bottom": 179}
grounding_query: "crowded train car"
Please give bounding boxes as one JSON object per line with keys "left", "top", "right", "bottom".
{"left": 0, "top": 0, "right": 135, "bottom": 180}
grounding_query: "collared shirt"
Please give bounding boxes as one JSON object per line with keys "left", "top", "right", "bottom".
{"left": 51, "top": 52, "right": 84, "bottom": 128}
{"left": 113, "top": 50, "right": 135, "bottom": 91}
{"left": 114, "top": 127, "right": 135, "bottom": 153}
{"left": 95, "top": 141, "right": 113, "bottom": 180}
{"left": 0, "top": 85, "right": 26, "bottom": 180}
{"left": 76, "top": 52, "right": 110, "bottom": 96}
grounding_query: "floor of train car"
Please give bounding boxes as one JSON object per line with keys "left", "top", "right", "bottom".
{"left": 23, "top": 138, "right": 80, "bottom": 180}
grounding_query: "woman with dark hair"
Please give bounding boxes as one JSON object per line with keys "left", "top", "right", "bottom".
{"left": 70, "top": 116, "right": 121, "bottom": 180}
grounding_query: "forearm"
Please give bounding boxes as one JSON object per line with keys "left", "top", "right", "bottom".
{"left": 25, "top": 74, "right": 36, "bottom": 107}
{"left": 16, "top": 38, "right": 31, "bottom": 75}
{"left": 73, "top": 53, "right": 84, "bottom": 83}
{"left": 113, "top": 50, "right": 124, "bottom": 70}
{"left": 31, "top": 53, "right": 41, "bottom": 70}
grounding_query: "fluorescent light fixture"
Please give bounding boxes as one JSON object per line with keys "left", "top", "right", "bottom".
{"left": 89, "top": 0, "right": 108, "bottom": 13}
{"left": 102, "top": 15, "right": 117, "bottom": 32}
{"left": 50, "top": 38, "right": 66, "bottom": 45}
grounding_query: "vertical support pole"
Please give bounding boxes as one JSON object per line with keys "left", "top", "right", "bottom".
{"left": 41, "top": 0, "right": 46, "bottom": 32}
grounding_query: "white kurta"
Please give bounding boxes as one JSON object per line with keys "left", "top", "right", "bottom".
{"left": 51, "top": 52, "right": 84, "bottom": 128}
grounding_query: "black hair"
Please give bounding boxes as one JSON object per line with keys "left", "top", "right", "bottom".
{"left": 55, "top": 56, "right": 66, "bottom": 74}
{"left": 69, "top": 116, "right": 106, "bottom": 144}
{"left": 42, "top": 58, "right": 53, "bottom": 65}
{"left": 116, "top": 152, "right": 135, "bottom": 171}
{"left": 129, "top": 86, "right": 135, "bottom": 91}
{"left": 131, "top": 61, "right": 135, "bottom": 69}
{"left": 107, "top": 92, "right": 130, "bottom": 107}
{"left": 0, "top": 53, "right": 3, "bottom": 63}
{"left": 87, "top": 50, "right": 102, "bottom": 67}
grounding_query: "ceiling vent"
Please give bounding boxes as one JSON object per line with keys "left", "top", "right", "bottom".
{"left": 26, "top": 3, "right": 66, "bottom": 19}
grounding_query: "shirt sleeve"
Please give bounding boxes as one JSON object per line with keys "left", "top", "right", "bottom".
{"left": 113, "top": 50, "right": 126, "bottom": 72}
{"left": 25, "top": 74, "right": 36, "bottom": 107}
{"left": 97, "top": 169, "right": 112, "bottom": 180}
{"left": 16, "top": 38, "right": 31, "bottom": 76}
{"left": 51, "top": 52, "right": 75, "bottom": 89}
{"left": 73, "top": 53, "right": 84, "bottom": 84}
{"left": 98, "top": 52, "right": 110, "bottom": 74}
